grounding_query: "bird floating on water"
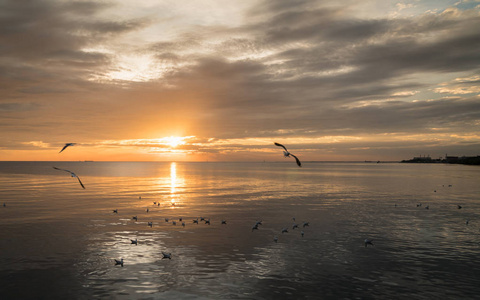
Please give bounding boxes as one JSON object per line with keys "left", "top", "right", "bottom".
{"left": 281, "top": 228, "right": 288, "bottom": 234}
{"left": 59, "top": 143, "right": 76, "bottom": 153}
{"left": 52, "top": 167, "right": 85, "bottom": 189}
{"left": 113, "top": 209, "right": 118, "bottom": 214}
{"left": 148, "top": 222, "right": 153, "bottom": 227}
{"left": 302, "top": 222, "right": 309, "bottom": 228}
{"left": 457, "top": 205, "right": 462, "bottom": 209}
{"left": 114, "top": 258, "right": 124, "bottom": 267}
{"left": 425, "top": 205, "right": 429, "bottom": 210}
{"left": 221, "top": 220, "right": 227, "bottom": 225}
{"left": 301, "top": 231, "right": 304, "bottom": 237}
{"left": 252, "top": 224, "right": 259, "bottom": 232}
{"left": 292, "top": 223, "right": 298, "bottom": 230}
{"left": 132, "top": 216, "right": 138, "bottom": 221}
{"left": 274, "top": 142, "right": 301, "bottom": 167}
{"left": 274, "top": 236, "right": 278, "bottom": 243}
{"left": 162, "top": 252, "right": 172, "bottom": 259}
{"left": 193, "top": 219, "right": 199, "bottom": 224}
{"left": 364, "top": 239, "right": 374, "bottom": 247}
{"left": 131, "top": 239, "right": 138, "bottom": 245}
{"left": 205, "top": 219, "right": 211, "bottom": 225}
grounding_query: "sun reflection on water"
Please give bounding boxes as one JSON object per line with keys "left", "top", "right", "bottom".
{"left": 170, "top": 162, "right": 177, "bottom": 207}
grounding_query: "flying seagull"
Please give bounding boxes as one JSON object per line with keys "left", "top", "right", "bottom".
{"left": 52, "top": 167, "right": 85, "bottom": 189}
{"left": 59, "top": 143, "right": 76, "bottom": 153}
{"left": 274, "top": 142, "right": 301, "bottom": 167}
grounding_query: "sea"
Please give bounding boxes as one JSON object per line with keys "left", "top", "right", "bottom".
{"left": 1, "top": 161, "right": 479, "bottom": 299}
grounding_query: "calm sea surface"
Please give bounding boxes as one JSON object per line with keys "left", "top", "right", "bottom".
{"left": 1, "top": 161, "right": 480, "bottom": 299}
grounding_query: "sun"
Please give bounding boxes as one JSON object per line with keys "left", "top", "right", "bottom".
{"left": 161, "top": 136, "right": 188, "bottom": 148}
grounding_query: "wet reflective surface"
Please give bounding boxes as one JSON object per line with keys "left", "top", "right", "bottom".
{"left": 1, "top": 162, "right": 480, "bottom": 299}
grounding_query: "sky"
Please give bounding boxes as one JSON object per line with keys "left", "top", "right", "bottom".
{"left": 1, "top": 0, "right": 480, "bottom": 162}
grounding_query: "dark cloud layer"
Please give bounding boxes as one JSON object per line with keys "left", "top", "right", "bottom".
{"left": 1, "top": 0, "right": 479, "bottom": 160}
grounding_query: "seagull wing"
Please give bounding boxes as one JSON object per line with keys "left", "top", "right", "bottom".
{"left": 290, "top": 154, "right": 302, "bottom": 167}
{"left": 59, "top": 143, "right": 76, "bottom": 153}
{"left": 274, "top": 142, "right": 288, "bottom": 152}
{"left": 76, "top": 176, "right": 86, "bottom": 189}
{"left": 53, "top": 166, "right": 73, "bottom": 173}
{"left": 59, "top": 145, "right": 68, "bottom": 153}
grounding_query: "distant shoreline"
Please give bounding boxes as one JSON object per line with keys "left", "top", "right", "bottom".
{"left": 401, "top": 155, "right": 480, "bottom": 165}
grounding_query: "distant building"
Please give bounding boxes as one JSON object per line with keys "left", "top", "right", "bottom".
{"left": 402, "top": 154, "right": 480, "bottom": 165}
{"left": 402, "top": 155, "right": 439, "bottom": 163}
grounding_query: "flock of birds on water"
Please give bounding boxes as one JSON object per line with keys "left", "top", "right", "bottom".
{"left": 110, "top": 207, "right": 312, "bottom": 267}
{"left": 2, "top": 142, "right": 470, "bottom": 268}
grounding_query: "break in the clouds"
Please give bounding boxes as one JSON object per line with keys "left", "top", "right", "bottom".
{"left": 1, "top": 0, "right": 479, "bottom": 161}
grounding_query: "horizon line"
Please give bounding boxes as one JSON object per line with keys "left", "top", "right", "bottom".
{"left": 0, "top": 160, "right": 401, "bottom": 163}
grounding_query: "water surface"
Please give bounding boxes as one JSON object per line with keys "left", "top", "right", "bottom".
{"left": 1, "top": 162, "right": 480, "bottom": 299}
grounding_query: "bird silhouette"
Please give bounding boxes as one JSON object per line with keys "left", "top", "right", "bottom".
{"left": 59, "top": 143, "right": 76, "bottom": 153}
{"left": 274, "top": 142, "right": 301, "bottom": 167}
{"left": 364, "top": 239, "right": 374, "bottom": 247}
{"left": 52, "top": 167, "right": 85, "bottom": 189}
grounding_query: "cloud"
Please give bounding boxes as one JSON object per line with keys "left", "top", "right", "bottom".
{"left": 0, "top": 102, "right": 40, "bottom": 112}
{"left": 1, "top": 0, "right": 480, "bottom": 160}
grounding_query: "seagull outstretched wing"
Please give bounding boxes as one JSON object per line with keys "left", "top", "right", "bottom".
{"left": 53, "top": 166, "right": 72, "bottom": 173}
{"left": 59, "top": 143, "right": 76, "bottom": 153}
{"left": 76, "top": 177, "right": 85, "bottom": 189}
{"left": 274, "top": 142, "right": 288, "bottom": 152}
{"left": 290, "top": 154, "right": 302, "bottom": 167}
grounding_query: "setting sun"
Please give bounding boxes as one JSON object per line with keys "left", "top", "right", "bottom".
{"left": 161, "top": 136, "right": 188, "bottom": 148}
